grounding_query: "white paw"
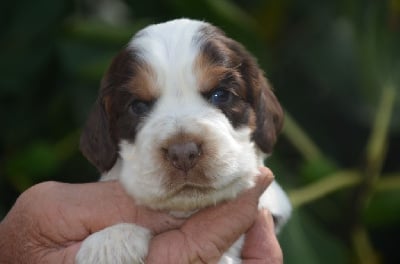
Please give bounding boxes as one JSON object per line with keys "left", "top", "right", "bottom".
{"left": 219, "top": 235, "right": 244, "bottom": 264}
{"left": 76, "top": 223, "right": 151, "bottom": 264}
{"left": 259, "top": 180, "right": 292, "bottom": 233}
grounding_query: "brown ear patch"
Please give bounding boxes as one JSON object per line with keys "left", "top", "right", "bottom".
{"left": 79, "top": 95, "right": 118, "bottom": 172}
{"left": 80, "top": 47, "right": 158, "bottom": 172}
{"left": 252, "top": 74, "right": 284, "bottom": 153}
{"left": 195, "top": 24, "right": 284, "bottom": 153}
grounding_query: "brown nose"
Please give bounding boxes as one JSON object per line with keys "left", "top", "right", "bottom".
{"left": 166, "top": 142, "right": 201, "bottom": 172}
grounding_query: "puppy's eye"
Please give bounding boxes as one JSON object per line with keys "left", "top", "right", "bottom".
{"left": 129, "top": 100, "right": 152, "bottom": 115}
{"left": 209, "top": 88, "right": 232, "bottom": 106}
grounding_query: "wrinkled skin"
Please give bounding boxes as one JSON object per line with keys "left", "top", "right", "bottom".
{"left": 0, "top": 167, "right": 282, "bottom": 264}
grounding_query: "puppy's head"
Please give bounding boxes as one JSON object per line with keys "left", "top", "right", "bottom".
{"left": 80, "top": 19, "right": 283, "bottom": 211}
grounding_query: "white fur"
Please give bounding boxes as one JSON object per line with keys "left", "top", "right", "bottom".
{"left": 130, "top": 18, "right": 205, "bottom": 89}
{"left": 76, "top": 223, "right": 151, "bottom": 264}
{"left": 119, "top": 113, "right": 258, "bottom": 211}
{"left": 77, "top": 18, "right": 291, "bottom": 264}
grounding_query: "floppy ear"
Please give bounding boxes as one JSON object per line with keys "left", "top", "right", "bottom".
{"left": 79, "top": 90, "right": 118, "bottom": 173}
{"left": 80, "top": 48, "right": 136, "bottom": 172}
{"left": 252, "top": 71, "right": 284, "bottom": 154}
{"left": 218, "top": 35, "right": 284, "bottom": 154}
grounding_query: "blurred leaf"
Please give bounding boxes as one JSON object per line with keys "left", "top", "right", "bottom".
{"left": 204, "top": 0, "right": 257, "bottom": 30}
{"left": 283, "top": 112, "right": 324, "bottom": 162}
{"left": 6, "top": 142, "right": 60, "bottom": 190}
{"left": 300, "top": 157, "right": 338, "bottom": 182}
{"left": 280, "top": 209, "right": 348, "bottom": 264}
{"left": 252, "top": 0, "right": 289, "bottom": 41}
{"left": 63, "top": 19, "right": 147, "bottom": 45}
{"left": 5, "top": 131, "right": 79, "bottom": 191}
{"left": 364, "top": 189, "right": 400, "bottom": 228}
{"left": 0, "top": 0, "right": 69, "bottom": 94}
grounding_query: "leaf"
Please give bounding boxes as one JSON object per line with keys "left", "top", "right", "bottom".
{"left": 6, "top": 142, "right": 60, "bottom": 190}
{"left": 280, "top": 209, "right": 348, "bottom": 264}
{"left": 363, "top": 189, "right": 400, "bottom": 228}
{"left": 300, "top": 157, "right": 338, "bottom": 182}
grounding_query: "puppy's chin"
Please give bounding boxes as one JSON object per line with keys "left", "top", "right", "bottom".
{"left": 148, "top": 175, "right": 255, "bottom": 212}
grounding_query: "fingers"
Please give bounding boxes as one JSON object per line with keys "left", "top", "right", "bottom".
{"left": 182, "top": 166, "right": 273, "bottom": 234}
{"left": 58, "top": 181, "right": 184, "bottom": 237}
{"left": 22, "top": 181, "right": 183, "bottom": 245}
{"left": 146, "top": 167, "right": 275, "bottom": 264}
{"left": 242, "top": 209, "right": 283, "bottom": 264}
{"left": 178, "top": 167, "right": 274, "bottom": 262}
{"left": 44, "top": 242, "right": 82, "bottom": 264}
{"left": 2, "top": 167, "right": 278, "bottom": 264}
{"left": 2, "top": 181, "right": 184, "bottom": 263}
{"left": 255, "top": 167, "right": 275, "bottom": 196}
{"left": 67, "top": 167, "right": 272, "bottom": 241}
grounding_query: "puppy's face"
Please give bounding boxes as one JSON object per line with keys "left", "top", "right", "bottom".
{"left": 80, "top": 19, "right": 283, "bottom": 212}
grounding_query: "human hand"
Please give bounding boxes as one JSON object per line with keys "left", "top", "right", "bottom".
{"left": 0, "top": 167, "right": 283, "bottom": 264}
{"left": 0, "top": 180, "right": 184, "bottom": 264}
{"left": 146, "top": 167, "right": 283, "bottom": 264}
{"left": 241, "top": 209, "right": 283, "bottom": 263}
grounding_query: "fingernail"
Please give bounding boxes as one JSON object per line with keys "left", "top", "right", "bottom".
{"left": 258, "top": 167, "right": 274, "bottom": 178}
{"left": 258, "top": 167, "right": 275, "bottom": 184}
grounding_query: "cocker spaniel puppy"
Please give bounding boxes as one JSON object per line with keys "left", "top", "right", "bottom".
{"left": 77, "top": 18, "right": 291, "bottom": 264}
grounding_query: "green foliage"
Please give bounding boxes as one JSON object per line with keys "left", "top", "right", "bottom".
{"left": 1, "top": 0, "right": 399, "bottom": 263}
{"left": 280, "top": 210, "right": 348, "bottom": 264}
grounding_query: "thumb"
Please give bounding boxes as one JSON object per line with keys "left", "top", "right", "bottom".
{"left": 242, "top": 209, "right": 283, "bottom": 263}
{"left": 54, "top": 181, "right": 184, "bottom": 262}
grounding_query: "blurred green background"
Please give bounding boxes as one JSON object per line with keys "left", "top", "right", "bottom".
{"left": 1, "top": 0, "right": 399, "bottom": 263}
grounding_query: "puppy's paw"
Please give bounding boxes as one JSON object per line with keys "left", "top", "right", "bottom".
{"left": 259, "top": 181, "right": 292, "bottom": 233}
{"left": 76, "top": 223, "right": 151, "bottom": 264}
{"left": 219, "top": 235, "right": 244, "bottom": 264}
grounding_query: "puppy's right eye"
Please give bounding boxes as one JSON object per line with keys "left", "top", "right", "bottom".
{"left": 129, "top": 100, "right": 152, "bottom": 115}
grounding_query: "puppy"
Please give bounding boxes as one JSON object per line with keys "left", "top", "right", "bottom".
{"left": 77, "top": 18, "right": 291, "bottom": 264}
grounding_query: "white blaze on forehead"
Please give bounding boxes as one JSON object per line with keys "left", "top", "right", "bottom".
{"left": 128, "top": 19, "right": 207, "bottom": 99}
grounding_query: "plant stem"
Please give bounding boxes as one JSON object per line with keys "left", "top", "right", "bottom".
{"left": 376, "top": 173, "right": 400, "bottom": 191}
{"left": 282, "top": 112, "right": 324, "bottom": 162}
{"left": 288, "top": 173, "right": 400, "bottom": 209}
{"left": 352, "top": 226, "right": 381, "bottom": 264}
{"left": 288, "top": 170, "right": 360, "bottom": 208}
{"left": 364, "top": 84, "right": 396, "bottom": 197}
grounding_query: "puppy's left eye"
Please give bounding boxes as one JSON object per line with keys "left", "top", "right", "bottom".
{"left": 129, "top": 100, "right": 152, "bottom": 115}
{"left": 209, "top": 88, "right": 233, "bottom": 106}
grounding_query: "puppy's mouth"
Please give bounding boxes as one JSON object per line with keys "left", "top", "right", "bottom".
{"left": 174, "top": 182, "right": 215, "bottom": 194}
{"left": 164, "top": 174, "right": 216, "bottom": 196}
{"left": 163, "top": 173, "right": 243, "bottom": 199}
{"left": 148, "top": 173, "right": 250, "bottom": 213}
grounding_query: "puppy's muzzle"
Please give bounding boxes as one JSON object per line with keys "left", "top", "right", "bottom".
{"left": 165, "top": 141, "right": 202, "bottom": 172}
